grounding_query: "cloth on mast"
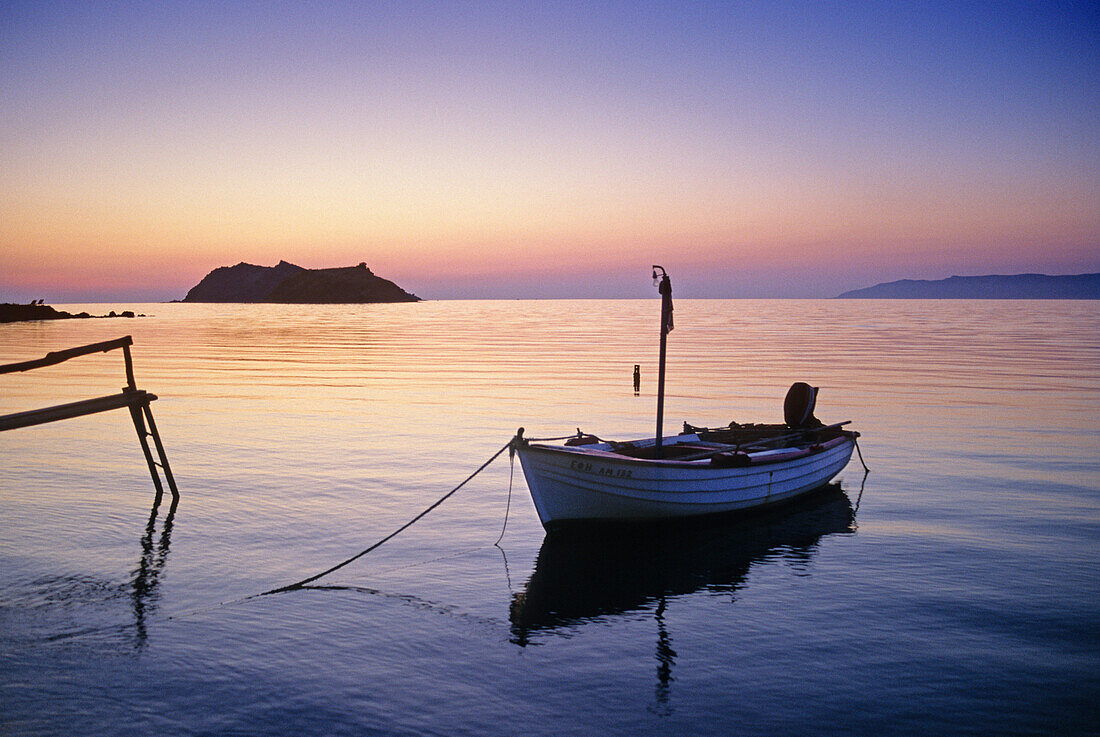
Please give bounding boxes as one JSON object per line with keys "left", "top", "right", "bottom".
{"left": 659, "top": 274, "right": 674, "bottom": 334}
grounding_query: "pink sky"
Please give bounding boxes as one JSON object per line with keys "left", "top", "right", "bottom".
{"left": 2, "top": 2, "right": 1097, "bottom": 301}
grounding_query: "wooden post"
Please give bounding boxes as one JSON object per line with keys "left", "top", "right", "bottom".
{"left": 653, "top": 267, "right": 673, "bottom": 459}
{"left": 123, "top": 343, "right": 137, "bottom": 390}
{"left": 129, "top": 400, "right": 164, "bottom": 496}
{"left": 141, "top": 402, "right": 178, "bottom": 497}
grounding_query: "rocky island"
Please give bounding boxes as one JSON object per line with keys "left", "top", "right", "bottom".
{"left": 183, "top": 261, "right": 420, "bottom": 303}
{"left": 837, "top": 273, "right": 1100, "bottom": 299}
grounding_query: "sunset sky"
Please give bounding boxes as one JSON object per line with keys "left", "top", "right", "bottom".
{"left": 1, "top": 1, "right": 1097, "bottom": 300}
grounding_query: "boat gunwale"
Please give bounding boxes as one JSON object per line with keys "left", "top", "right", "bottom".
{"left": 519, "top": 432, "right": 855, "bottom": 470}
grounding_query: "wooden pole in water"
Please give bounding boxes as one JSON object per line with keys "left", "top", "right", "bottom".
{"left": 653, "top": 266, "right": 673, "bottom": 458}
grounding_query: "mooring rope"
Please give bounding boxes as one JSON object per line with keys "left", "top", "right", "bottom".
{"left": 262, "top": 438, "right": 515, "bottom": 595}
{"left": 494, "top": 449, "right": 516, "bottom": 546}
{"left": 854, "top": 435, "right": 870, "bottom": 472}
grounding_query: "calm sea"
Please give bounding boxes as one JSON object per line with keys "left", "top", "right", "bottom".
{"left": 1, "top": 300, "right": 1097, "bottom": 736}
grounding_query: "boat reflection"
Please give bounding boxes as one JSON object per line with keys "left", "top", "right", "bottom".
{"left": 509, "top": 484, "right": 856, "bottom": 646}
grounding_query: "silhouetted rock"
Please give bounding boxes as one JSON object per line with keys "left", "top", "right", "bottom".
{"left": 0, "top": 303, "right": 144, "bottom": 323}
{"left": 0, "top": 303, "right": 72, "bottom": 323}
{"left": 182, "top": 261, "right": 420, "bottom": 303}
{"left": 265, "top": 263, "right": 419, "bottom": 303}
{"left": 837, "top": 273, "right": 1100, "bottom": 299}
{"left": 183, "top": 260, "right": 306, "bottom": 302}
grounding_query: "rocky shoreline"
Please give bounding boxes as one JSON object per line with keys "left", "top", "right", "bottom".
{"left": 0, "top": 303, "right": 143, "bottom": 324}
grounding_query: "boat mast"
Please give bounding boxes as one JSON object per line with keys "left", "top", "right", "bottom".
{"left": 653, "top": 266, "right": 673, "bottom": 458}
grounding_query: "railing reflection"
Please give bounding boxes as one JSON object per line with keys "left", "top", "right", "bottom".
{"left": 130, "top": 489, "right": 178, "bottom": 648}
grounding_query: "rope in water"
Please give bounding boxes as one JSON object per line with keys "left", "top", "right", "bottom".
{"left": 262, "top": 438, "right": 516, "bottom": 595}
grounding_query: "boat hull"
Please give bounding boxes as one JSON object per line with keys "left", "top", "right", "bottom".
{"left": 516, "top": 435, "right": 855, "bottom": 529}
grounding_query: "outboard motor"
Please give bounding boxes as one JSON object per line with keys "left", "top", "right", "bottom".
{"left": 784, "top": 382, "right": 821, "bottom": 429}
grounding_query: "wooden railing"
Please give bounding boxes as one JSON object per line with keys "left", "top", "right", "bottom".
{"left": 0, "top": 336, "right": 178, "bottom": 497}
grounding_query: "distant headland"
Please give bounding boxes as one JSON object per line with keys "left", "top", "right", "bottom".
{"left": 182, "top": 261, "right": 420, "bottom": 303}
{"left": 837, "top": 273, "right": 1100, "bottom": 299}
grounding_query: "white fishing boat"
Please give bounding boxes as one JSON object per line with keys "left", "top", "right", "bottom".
{"left": 514, "top": 414, "right": 857, "bottom": 530}
{"left": 513, "top": 267, "right": 861, "bottom": 530}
